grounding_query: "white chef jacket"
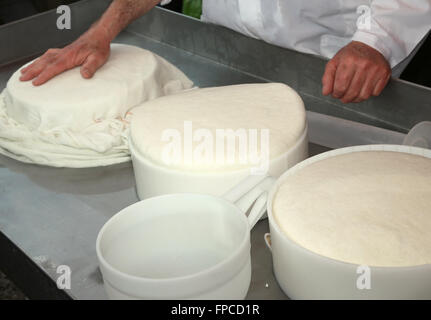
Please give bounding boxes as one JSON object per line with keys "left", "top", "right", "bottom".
{"left": 164, "top": 1, "right": 431, "bottom": 74}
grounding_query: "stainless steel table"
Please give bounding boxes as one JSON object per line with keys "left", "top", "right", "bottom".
{"left": 0, "top": 141, "right": 328, "bottom": 300}
{"left": 0, "top": 0, "right": 430, "bottom": 300}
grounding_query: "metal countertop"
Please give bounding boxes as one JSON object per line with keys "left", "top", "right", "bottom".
{"left": 0, "top": 0, "right": 429, "bottom": 300}
{"left": 0, "top": 142, "right": 328, "bottom": 300}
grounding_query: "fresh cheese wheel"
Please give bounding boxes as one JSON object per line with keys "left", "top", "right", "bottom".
{"left": 4, "top": 43, "right": 193, "bottom": 131}
{"left": 130, "top": 83, "right": 307, "bottom": 172}
{"left": 272, "top": 150, "right": 431, "bottom": 267}
{"left": 0, "top": 43, "right": 193, "bottom": 167}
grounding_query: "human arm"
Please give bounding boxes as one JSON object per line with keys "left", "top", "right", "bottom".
{"left": 322, "top": 0, "right": 431, "bottom": 103}
{"left": 20, "top": 0, "right": 162, "bottom": 85}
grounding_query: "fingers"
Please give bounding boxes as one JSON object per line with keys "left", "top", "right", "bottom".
{"left": 322, "top": 60, "right": 337, "bottom": 96}
{"left": 341, "top": 69, "right": 390, "bottom": 103}
{"left": 32, "top": 58, "right": 70, "bottom": 86}
{"left": 332, "top": 62, "right": 356, "bottom": 99}
{"left": 340, "top": 69, "right": 367, "bottom": 103}
{"left": 373, "top": 72, "right": 391, "bottom": 96}
{"left": 352, "top": 68, "right": 383, "bottom": 103}
{"left": 19, "top": 60, "right": 47, "bottom": 81}
{"left": 322, "top": 41, "right": 392, "bottom": 103}
{"left": 352, "top": 75, "right": 376, "bottom": 103}
{"left": 352, "top": 69, "right": 391, "bottom": 102}
{"left": 80, "top": 54, "right": 108, "bottom": 79}
{"left": 20, "top": 63, "right": 38, "bottom": 75}
{"left": 19, "top": 42, "right": 110, "bottom": 85}
{"left": 19, "top": 49, "right": 60, "bottom": 82}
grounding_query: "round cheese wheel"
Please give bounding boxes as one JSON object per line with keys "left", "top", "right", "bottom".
{"left": 0, "top": 43, "right": 193, "bottom": 167}
{"left": 130, "top": 83, "right": 307, "bottom": 172}
{"left": 273, "top": 150, "right": 431, "bottom": 267}
{"left": 4, "top": 43, "right": 193, "bottom": 131}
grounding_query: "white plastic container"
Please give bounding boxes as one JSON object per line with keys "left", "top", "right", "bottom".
{"left": 96, "top": 175, "right": 273, "bottom": 299}
{"left": 403, "top": 121, "right": 431, "bottom": 149}
{"left": 129, "top": 126, "right": 308, "bottom": 200}
{"left": 99, "top": 143, "right": 431, "bottom": 299}
{"left": 265, "top": 145, "right": 431, "bottom": 299}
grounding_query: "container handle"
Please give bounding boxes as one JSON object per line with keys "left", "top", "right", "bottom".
{"left": 222, "top": 174, "right": 276, "bottom": 229}
{"left": 247, "top": 191, "right": 268, "bottom": 230}
{"left": 403, "top": 121, "right": 431, "bottom": 149}
{"left": 264, "top": 233, "right": 272, "bottom": 253}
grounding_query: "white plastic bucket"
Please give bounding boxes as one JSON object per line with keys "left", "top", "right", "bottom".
{"left": 129, "top": 126, "right": 308, "bottom": 200}
{"left": 96, "top": 175, "right": 274, "bottom": 299}
{"left": 265, "top": 144, "right": 431, "bottom": 299}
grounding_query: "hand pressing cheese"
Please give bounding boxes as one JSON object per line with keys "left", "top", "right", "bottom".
{"left": 0, "top": 44, "right": 193, "bottom": 167}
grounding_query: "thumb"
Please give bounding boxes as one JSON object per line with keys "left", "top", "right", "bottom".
{"left": 80, "top": 54, "right": 107, "bottom": 79}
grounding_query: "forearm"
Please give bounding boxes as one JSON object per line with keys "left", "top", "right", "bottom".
{"left": 93, "top": 0, "right": 162, "bottom": 42}
{"left": 20, "top": 0, "right": 164, "bottom": 85}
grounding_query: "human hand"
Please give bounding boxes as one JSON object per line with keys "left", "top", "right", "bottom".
{"left": 19, "top": 26, "right": 111, "bottom": 86}
{"left": 322, "top": 41, "right": 391, "bottom": 103}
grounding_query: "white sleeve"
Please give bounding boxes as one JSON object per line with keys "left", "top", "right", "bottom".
{"left": 351, "top": 0, "right": 431, "bottom": 68}
{"left": 160, "top": 0, "right": 172, "bottom": 5}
